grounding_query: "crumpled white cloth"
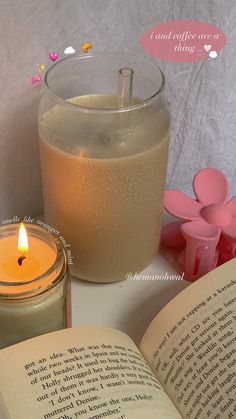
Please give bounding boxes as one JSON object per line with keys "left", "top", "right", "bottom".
{"left": 0, "top": 0, "right": 235, "bottom": 218}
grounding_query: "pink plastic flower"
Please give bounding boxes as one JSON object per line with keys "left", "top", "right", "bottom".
{"left": 162, "top": 168, "right": 236, "bottom": 246}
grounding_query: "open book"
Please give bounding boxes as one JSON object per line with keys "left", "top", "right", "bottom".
{"left": 1, "top": 258, "right": 236, "bottom": 419}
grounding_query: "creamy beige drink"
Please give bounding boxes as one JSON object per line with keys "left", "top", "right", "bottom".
{"left": 39, "top": 95, "right": 169, "bottom": 282}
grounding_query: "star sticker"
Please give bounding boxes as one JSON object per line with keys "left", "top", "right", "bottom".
{"left": 37, "top": 64, "right": 45, "bottom": 72}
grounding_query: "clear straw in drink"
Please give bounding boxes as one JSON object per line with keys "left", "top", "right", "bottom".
{"left": 117, "top": 67, "right": 134, "bottom": 107}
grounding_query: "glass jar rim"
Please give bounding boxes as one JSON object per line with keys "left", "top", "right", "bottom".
{"left": 44, "top": 52, "right": 166, "bottom": 114}
{"left": 0, "top": 222, "right": 68, "bottom": 299}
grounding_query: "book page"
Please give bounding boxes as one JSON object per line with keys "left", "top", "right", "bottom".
{"left": 140, "top": 258, "right": 236, "bottom": 419}
{"left": 0, "top": 325, "right": 181, "bottom": 419}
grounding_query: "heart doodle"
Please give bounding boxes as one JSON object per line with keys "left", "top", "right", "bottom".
{"left": 204, "top": 44, "right": 212, "bottom": 52}
{"left": 49, "top": 51, "right": 59, "bottom": 62}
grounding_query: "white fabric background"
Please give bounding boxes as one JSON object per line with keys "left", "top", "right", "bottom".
{"left": 0, "top": 0, "right": 235, "bottom": 218}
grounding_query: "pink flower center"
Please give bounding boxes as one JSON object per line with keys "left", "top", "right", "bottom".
{"left": 200, "top": 203, "right": 231, "bottom": 226}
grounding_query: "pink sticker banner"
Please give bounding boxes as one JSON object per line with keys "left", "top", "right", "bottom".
{"left": 141, "top": 20, "right": 227, "bottom": 62}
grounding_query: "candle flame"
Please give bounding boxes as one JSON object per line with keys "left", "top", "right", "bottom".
{"left": 18, "top": 222, "right": 29, "bottom": 253}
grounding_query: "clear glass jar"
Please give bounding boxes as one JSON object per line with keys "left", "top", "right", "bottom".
{"left": 0, "top": 223, "right": 71, "bottom": 349}
{"left": 38, "top": 52, "right": 170, "bottom": 282}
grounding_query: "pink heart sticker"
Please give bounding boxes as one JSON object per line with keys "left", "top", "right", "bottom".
{"left": 49, "top": 51, "right": 59, "bottom": 62}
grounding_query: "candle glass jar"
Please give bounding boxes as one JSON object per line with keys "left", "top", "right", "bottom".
{"left": 38, "top": 52, "right": 170, "bottom": 282}
{"left": 0, "top": 223, "right": 71, "bottom": 349}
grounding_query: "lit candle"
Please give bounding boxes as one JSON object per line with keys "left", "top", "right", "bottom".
{"left": 0, "top": 222, "right": 71, "bottom": 349}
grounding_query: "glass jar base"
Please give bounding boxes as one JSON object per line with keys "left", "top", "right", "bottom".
{"left": 70, "top": 256, "right": 156, "bottom": 283}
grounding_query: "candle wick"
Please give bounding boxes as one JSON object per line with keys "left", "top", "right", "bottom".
{"left": 18, "top": 256, "right": 26, "bottom": 266}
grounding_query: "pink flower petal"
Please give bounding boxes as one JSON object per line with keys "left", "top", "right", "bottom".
{"left": 193, "top": 167, "right": 228, "bottom": 205}
{"left": 161, "top": 221, "right": 186, "bottom": 247}
{"left": 222, "top": 217, "right": 236, "bottom": 241}
{"left": 181, "top": 220, "right": 220, "bottom": 240}
{"left": 164, "top": 190, "right": 202, "bottom": 220}
{"left": 226, "top": 197, "right": 236, "bottom": 217}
